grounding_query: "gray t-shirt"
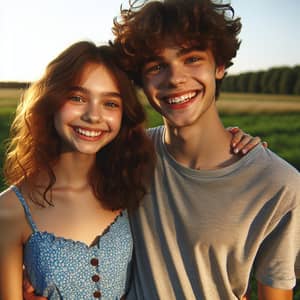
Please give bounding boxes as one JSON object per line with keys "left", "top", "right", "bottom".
{"left": 128, "top": 126, "right": 300, "bottom": 300}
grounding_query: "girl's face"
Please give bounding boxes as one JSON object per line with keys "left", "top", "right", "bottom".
{"left": 54, "top": 62, "right": 123, "bottom": 155}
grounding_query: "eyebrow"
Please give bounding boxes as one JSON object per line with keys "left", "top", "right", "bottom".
{"left": 177, "top": 46, "right": 205, "bottom": 57}
{"left": 68, "top": 86, "right": 122, "bottom": 99}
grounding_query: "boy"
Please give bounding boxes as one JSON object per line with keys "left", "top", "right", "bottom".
{"left": 112, "top": 0, "right": 300, "bottom": 299}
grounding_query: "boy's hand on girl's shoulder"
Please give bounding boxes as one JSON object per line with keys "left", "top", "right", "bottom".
{"left": 228, "top": 126, "right": 267, "bottom": 155}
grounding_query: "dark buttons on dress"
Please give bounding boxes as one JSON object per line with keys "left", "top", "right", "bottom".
{"left": 90, "top": 258, "right": 99, "bottom": 266}
{"left": 92, "top": 274, "right": 100, "bottom": 282}
{"left": 93, "top": 290, "right": 101, "bottom": 298}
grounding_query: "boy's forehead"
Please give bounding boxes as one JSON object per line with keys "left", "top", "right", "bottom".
{"left": 151, "top": 37, "right": 208, "bottom": 55}
{"left": 151, "top": 43, "right": 207, "bottom": 58}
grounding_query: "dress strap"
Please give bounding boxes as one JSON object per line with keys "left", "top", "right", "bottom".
{"left": 11, "top": 185, "right": 38, "bottom": 232}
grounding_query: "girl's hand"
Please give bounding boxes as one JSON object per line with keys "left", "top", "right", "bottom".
{"left": 228, "top": 127, "right": 268, "bottom": 155}
{"left": 23, "top": 272, "right": 47, "bottom": 300}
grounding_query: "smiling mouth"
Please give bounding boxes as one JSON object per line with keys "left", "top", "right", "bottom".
{"left": 74, "top": 127, "right": 103, "bottom": 138}
{"left": 162, "top": 91, "right": 198, "bottom": 105}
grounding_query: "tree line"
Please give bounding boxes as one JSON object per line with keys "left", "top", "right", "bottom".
{"left": 222, "top": 65, "right": 300, "bottom": 95}
{"left": 0, "top": 82, "right": 30, "bottom": 89}
{"left": 2, "top": 66, "right": 300, "bottom": 96}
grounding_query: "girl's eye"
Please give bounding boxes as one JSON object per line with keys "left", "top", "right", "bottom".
{"left": 69, "top": 95, "right": 85, "bottom": 103}
{"left": 105, "top": 101, "right": 120, "bottom": 108}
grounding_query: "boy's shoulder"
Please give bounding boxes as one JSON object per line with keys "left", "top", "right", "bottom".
{"left": 146, "top": 125, "right": 164, "bottom": 135}
{"left": 254, "top": 147, "right": 300, "bottom": 199}
{"left": 146, "top": 126, "right": 164, "bottom": 141}
{"left": 262, "top": 148, "right": 299, "bottom": 180}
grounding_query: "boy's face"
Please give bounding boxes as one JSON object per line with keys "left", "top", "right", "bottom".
{"left": 141, "top": 44, "right": 225, "bottom": 128}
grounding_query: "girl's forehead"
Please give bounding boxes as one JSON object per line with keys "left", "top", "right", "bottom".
{"left": 73, "top": 62, "right": 113, "bottom": 84}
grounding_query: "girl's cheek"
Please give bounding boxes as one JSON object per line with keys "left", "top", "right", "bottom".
{"left": 59, "top": 103, "right": 83, "bottom": 120}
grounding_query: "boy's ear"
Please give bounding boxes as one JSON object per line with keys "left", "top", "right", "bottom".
{"left": 215, "top": 65, "right": 225, "bottom": 79}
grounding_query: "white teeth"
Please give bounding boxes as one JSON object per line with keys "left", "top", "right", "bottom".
{"left": 75, "top": 128, "right": 102, "bottom": 137}
{"left": 166, "top": 92, "right": 197, "bottom": 104}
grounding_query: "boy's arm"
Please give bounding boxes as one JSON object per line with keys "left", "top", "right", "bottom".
{"left": 228, "top": 127, "right": 265, "bottom": 154}
{"left": 23, "top": 275, "right": 47, "bottom": 300}
{"left": 257, "top": 281, "right": 293, "bottom": 300}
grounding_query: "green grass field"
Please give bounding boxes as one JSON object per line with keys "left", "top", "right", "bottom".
{"left": 0, "top": 89, "right": 299, "bottom": 298}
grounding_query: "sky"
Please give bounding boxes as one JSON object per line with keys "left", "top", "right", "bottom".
{"left": 0, "top": 0, "right": 299, "bottom": 82}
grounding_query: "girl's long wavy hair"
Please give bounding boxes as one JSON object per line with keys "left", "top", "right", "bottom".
{"left": 112, "top": 0, "right": 242, "bottom": 98}
{"left": 4, "top": 41, "right": 155, "bottom": 212}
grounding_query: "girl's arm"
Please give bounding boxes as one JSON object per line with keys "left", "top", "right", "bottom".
{"left": 0, "top": 190, "right": 25, "bottom": 300}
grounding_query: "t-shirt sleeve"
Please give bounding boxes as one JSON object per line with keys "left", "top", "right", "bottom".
{"left": 254, "top": 203, "right": 300, "bottom": 290}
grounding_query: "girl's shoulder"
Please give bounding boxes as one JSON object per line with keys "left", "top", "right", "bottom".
{"left": 0, "top": 186, "right": 23, "bottom": 213}
{"left": 0, "top": 186, "right": 29, "bottom": 244}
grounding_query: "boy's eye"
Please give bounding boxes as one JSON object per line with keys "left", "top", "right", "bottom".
{"left": 185, "top": 56, "right": 201, "bottom": 64}
{"left": 144, "top": 63, "right": 165, "bottom": 75}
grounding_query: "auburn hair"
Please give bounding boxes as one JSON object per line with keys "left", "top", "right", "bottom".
{"left": 4, "top": 41, "right": 155, "bottom": 212}
{"left": 112, "top": 0, "right": 242, "bottom": 98}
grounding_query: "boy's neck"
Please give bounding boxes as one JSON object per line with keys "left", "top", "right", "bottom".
{"left": 163, "top": 112, "right": 240, "bottom": 170}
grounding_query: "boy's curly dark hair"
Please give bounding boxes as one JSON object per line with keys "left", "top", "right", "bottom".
{"left": 4, "top": 41, "right": 156, "bottom": 212}
{"left": 112, "top": 0, "right": 242, "bottom": 98}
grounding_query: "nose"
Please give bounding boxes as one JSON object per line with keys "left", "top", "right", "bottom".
{"left": 167, "top": 64, "right": 187, "bottom": 87}
{"left": 81, "top": 102, "right": 101, "bottom": 124}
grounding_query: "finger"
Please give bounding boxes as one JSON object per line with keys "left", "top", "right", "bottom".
{"left": 227, "top": 126, "right": 239, "bottom": 133}
{"left": 23, "top": 278, "right": 35, "bottom": 293}
{"left": 23, "top": 288, "right": 47, "bottom": 300}
{"left": 24, "top": 293, "right": 48, "bottom": 300}
{"left": 235, "top": 136, "right": 261, "bottom": 154}
{"left": 232, "top": 132, "right": 251, "bottom": 153}
{"left": 230, "top": 128, "right": 244, "bottom": 147}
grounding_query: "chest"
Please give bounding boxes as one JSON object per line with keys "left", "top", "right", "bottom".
{"left": 148, "top": 168, "right": 282, "bottom": 250}
{"left": 23, "top": 212, "right": 133, "bottom": 298}
{"left": 29, "top": 199, "right": 122, "bottom": 246}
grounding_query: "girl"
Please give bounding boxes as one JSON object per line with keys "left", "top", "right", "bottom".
{"left": 0, "top": 41, "right": 155, "bottom": 299}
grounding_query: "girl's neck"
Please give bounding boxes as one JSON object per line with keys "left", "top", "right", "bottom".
{"left": 51, "top": 152, "right": 96, "bottom": 189}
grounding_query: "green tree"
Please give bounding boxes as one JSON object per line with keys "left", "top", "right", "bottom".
{"left": 222, "top": 75, "right": 238, "bottom": 92}
{"left": 248, "top": 71, "right": 263, "bottom": 93}
{"left": 294, "top": 79, "right": 300, "bottom": 95}
{"left": 268, "top": 68, "right": 282, "bottom": 94}
{"left": 279, "top": 68, "right": 297, "bottom": 94}
{"left": 260, "top": 70, "right": 273, "bottom": 93}
{"left": 236, "top": 72, "right": 251, "bottom": 93}
{"left": 293, "top": 66, "right": 300, "bottom": 95}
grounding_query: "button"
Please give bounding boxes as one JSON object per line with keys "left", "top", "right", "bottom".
{"left": 92, "top": 274, "right": 100, "bottom": 282}
{"left": 90, "top": 258, "right": 99, "bottom": 266}
{"left": 93, "top": 290, "right": 101, "bottom": 298}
